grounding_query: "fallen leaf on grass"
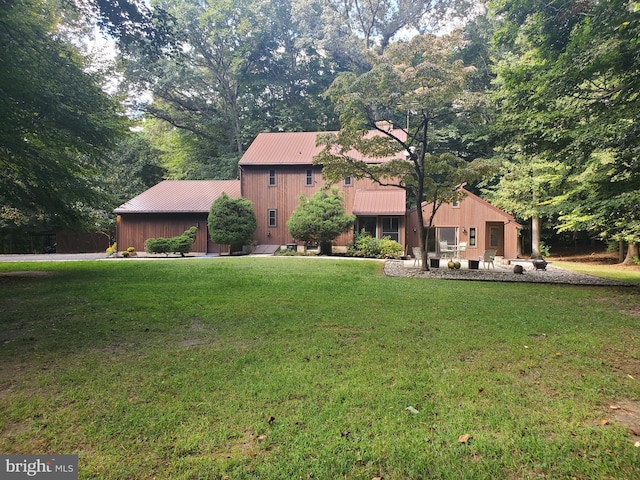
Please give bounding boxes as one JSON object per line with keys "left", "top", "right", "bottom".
{"left": 609, "top": 405, "right": 621, "bottom": 410}
{"left": 458, "top": 433, "right": 473, "bottom": 444}
{"left": 405, "top": 406, "right": 419, "bottom": 414}
{"left": 600, "top": 419, "right": 609, "bottom": 426}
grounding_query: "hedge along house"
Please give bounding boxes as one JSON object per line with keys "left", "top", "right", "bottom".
{"left": 114, "top": 180, "right": 241, "bottom": 254}
{"left": 406, "top": 187, "right": 522, "bottom": 260}
{"left": 237, "top": 130, "right": 408, "bottom": 251}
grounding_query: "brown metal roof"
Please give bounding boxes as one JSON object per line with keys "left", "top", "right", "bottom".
{"left": 114, "top": 180, "right": 241, "bottom": 214}
{"left": 238, "top": 129, "right": 408, "bottom": 166}
{"left": 352, "top": 189, "right": 406, "bottom": 215}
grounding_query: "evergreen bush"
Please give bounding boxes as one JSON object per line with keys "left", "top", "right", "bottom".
{"left": 145, "top": 227, "right": 198, "bottom": 256}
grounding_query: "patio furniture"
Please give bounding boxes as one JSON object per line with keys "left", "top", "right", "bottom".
{"left": 412, "top": 247, "right": 423, "bottom": 267}
{"left": 480, "top": 249, "right": 496, "bottom": 269}
{"left": 456, "top": 241, "right": 467, "bottom": 260}
{"left": 439, "top": 241, "right": 454, "bottom": 259}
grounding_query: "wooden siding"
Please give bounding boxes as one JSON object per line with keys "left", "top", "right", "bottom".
{"left": 240, "top": 165, "right": 405, "bottom": 249}
{"left": 406, "top": 192, "right": 521, "bottom": 259}
{"left": 116, "top": 213, "right": 222, "bottom": 253}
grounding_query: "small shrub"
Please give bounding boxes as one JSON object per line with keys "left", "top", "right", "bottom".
{"left": 275, "top": 248, "right": 299, "bottom": 256}
{"left": 347, "top": 229, "right": 403, "bottom": 259}
{"left": 106, "top": 242, "right": 117, "bottom": 257}
{"left": 145, "top": 227, "right": 198, "bottom": 256}
{"left": 538, "top": 241, "right": 551, "bottom": 258}
{"left": 145, "top": 237, "right": 172, "bottom": 255}
{"left": 378, "top": 238, "right": 404, "bottom": 259}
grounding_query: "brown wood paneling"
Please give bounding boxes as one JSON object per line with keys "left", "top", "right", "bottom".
{"left": 240, "top": 165, "right": 402, "bottom": 249}
{"left": 406, "top": 192, "right": 522, "bottom": 259}
{"left": 116, "top": 213, "right": 224, "bottom": 254}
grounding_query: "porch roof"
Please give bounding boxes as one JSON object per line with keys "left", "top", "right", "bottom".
{"left": 352, "top": 189, "right": 406, "bottom": 216}
{"left": 114, "top": 180, "right": 241, "bottom": 214}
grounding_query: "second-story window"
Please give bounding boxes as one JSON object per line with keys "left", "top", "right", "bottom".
{"left": 344, "top": 176, "right": 352, "bottom": 186}
{"left": 268, "top": 169, "right": 276, "bottom": 186}
{"left": 306, "top": 169, "right": 313, "bottom": 186}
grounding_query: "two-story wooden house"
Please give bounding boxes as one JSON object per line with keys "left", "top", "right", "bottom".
{"left": 115, "top": 128, "right": 522, "bottom": 259}
{"left": 238, "top": 130, "right": 407, "bottom": 250}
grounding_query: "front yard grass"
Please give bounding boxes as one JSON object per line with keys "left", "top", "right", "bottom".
{"left": 1, "top": 257, "right": 639, "bottom": 479}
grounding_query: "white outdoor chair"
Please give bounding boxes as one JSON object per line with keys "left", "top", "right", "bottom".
{"left": 480, "top": 249, "right": 496, "bottom": 269}
{"left": 412, "top": 247, "right": 423, "bottom": 267}
{"left": 439, "top": 241, "right": 453, "bottom": 259}
{"left": 457, "top": 241, "right": 467, "bottom": 259}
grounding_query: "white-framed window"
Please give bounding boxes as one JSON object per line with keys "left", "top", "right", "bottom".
{"left": 267, "top": 209, "right": 277, "bottom": 228}
{"left": 452, "top": 200, "right": 460, "bottom": 208}
{"left": 268, "top": 169, "right": 276, "bottom": 186}
{"left": 306, "top": 169, "right": 313, "bottom": 186}
{"left": 344, "top": 176, "right": 352, "bottom": 186}
{"left": 469, "top": 227, "right": 477, "bottom": 247}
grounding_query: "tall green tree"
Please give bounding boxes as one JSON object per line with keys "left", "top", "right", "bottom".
{"left": 486, "top": 0, "right": 640, "bottom": 262}
{"left": 296, "top": 0, "right": 476, "bottom": 71}
{"left": 120, "top": 0, "right": 339, "bottom": 161}
{"left": 0, "top": 0, "right": 126, "bottom": 236}
{"left": 315, "top": 33, "right": 490, "bottom": 270}
{"left": 287, "top": 188, "right": 355, "bottom": 255}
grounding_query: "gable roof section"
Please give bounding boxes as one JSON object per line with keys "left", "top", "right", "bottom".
{"left": 352, "top": 189, "right": 406, "bottom": 216}
{"left": 239, "top": 129, "right": 408, "bottom": 166}
{"left": 412, "top": 187, "right": 522, "bottom": 228}
{"left": 460, "top": 188, "right": 522, "bottom": 228}
{"left": 114, "top": 180, "right": 241, "bottom": 214}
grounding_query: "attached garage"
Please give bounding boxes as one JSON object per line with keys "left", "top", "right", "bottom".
{"left": 114, "top": 180, "right": 241, "bottom": 254}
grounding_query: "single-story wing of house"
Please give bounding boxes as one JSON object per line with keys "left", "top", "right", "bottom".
{"left": 406, "top": 188, "right": 522, "bottom": 260}
{"left": 115, "top": 130, "right": 522, "bottom": 259}
{"left": 114, "top": 179, "right": 241, "bottom": 254}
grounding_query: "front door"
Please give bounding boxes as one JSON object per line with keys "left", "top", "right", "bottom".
{"left": 486, "top": 222, "right": 504, "bottom": 256}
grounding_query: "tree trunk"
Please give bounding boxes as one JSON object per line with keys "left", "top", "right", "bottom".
{"left": 618, "top": 239, "right": 625, "bottom": 263}
{"left": 622, "top": 241, "right": 639, "bottom": 265}
{"left": 531, "top": 214, "right": 541, "bottom": 258}
{"left": 416, "top": 203, "right": 429, "bottom": 271}
{"left": 319, "top": 241, "right": 332, "bottom": 255}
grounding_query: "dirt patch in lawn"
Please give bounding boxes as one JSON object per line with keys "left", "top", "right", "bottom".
{"left": 609, "top": 401, "right": 640, "bottom": 444}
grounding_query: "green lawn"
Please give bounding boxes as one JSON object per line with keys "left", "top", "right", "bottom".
{"left": 1, "top": 257, "right": 639, "bottom": 479}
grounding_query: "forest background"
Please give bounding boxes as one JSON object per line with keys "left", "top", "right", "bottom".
{"left": 1, "top": 0, "right": 638, "bottom": 262}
